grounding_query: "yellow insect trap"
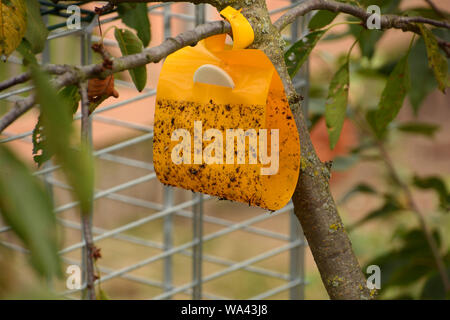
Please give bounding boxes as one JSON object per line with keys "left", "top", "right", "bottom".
{"left": 153, "top": 7, "right": 300, "bottom": 210}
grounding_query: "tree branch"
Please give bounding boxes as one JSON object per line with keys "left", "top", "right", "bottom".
{"left": 0, "top": 65, "right": 68, "bottom": 92}
{"left": 274, "top": 0, "right": 450, "bottom": 57}
{"left": 274, "top": 0, "right": 450, "bottom": 31}
{"left": 79, "top": 82, "right": 96, "bottom": 300}
{"left": 53, "top": 0, "right": 231, "bottom": 10}
{"left": 0, "top": 20, "right": 230, "bottom": 133}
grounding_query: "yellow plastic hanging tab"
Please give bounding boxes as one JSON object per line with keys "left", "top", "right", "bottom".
{"left": 220, "top": 6, "right": 254, "bottom": 50}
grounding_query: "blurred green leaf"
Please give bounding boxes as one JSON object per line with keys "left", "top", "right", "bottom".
{"left": 332, "top": 154, "right": 359, "bottom": 171}
{"left": 325, "top": 61, "right": 349, "bottom": 149}
{"left": 418, "top": 24, "right": 448, "bottom": 93}
{"left": 322, "top": 30, "right": 351, "bottom": 41}
{"left": 31, "top": 66, "right": 94, "bottom": 213}
{"left": 24, "top": 0, "right": 48, "bottom": 53}
{"left": 349, "top": 24, "right": 383, "bottom": 59}
{"left": 16, "top": 39, "right": 38, "bottom": 65}
{"left": 371, "top": 53, "right": 410, "bottom": 137}
{"left": 350, "top": 195, "right": 403, "bottom": 230}
{"left": 367, "top": 228, "right": 440, "bottom": 291}
{"left": 408, "top": 38, "right": 438, "bottom": 113}
{"left": 339, "top": 183, "right": 378, "bottom": 204}
{"left": 397, "top": 122, "right": 439, "bottom": 138}
{"left": 413, "top": 176, "right": 450, "bottom": 211}
{"left": 98, "top": 288, "right": 110, "bottom": 300}
{"left": 0, "top": 145, "right": 61, "bottom": 277}
{"left": 114, "top": 28, "right": 147, "bottom": 92}
{"left": 32, "top": 85, "right": 80, "bottom": 167}
{"left": 308, "top": 11, "right": 338, "bottom": 30}
{"left": 117, "top": 3, "right": 151, "bottom": 47}
{"left": 285, "top": 30, "right": 325, "bottom": 78}
{"left": 420, "top": 268, "right": 450, "bottom": 299}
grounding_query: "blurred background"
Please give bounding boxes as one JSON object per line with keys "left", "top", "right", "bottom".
{"left": 0, "top": 0, "right": 449, "bottom": 299}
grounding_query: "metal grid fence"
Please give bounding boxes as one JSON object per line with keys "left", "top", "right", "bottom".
{"left": 0, "top": 1, "right": 310, "bottom": 300}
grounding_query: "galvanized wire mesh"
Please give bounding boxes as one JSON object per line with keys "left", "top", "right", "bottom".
{"left": 0, "top": 1, "right": 310, "bottom": 300}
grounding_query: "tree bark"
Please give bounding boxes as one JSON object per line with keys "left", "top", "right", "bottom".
{"left": 236, "top": 0, "right": 373, "bottom": 299}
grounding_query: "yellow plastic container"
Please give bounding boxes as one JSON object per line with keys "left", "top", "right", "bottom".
{"left": 153, "top": 9, "right": 300, "bottom": 210}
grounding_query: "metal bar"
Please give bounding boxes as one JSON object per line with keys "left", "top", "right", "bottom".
{"left": 33, "top": 132, "right": 154, "bottom": 176}
{"left": 153, "top": 240, "right": 303, "bottom": 300}
{"left": 289, "top": 212, "right": 305, "bottom": 299}
{"left": 163, "top": 186, "right": 174, "bottom": 297}
{"left": 57, "top": 204, "right": 296, "bottom": 293}
{"left": 54, "top": 173, "right": 157, "bottom": 214}
{"left": 46, "top": 177, "right": 292, "bottom": 283}
{"left": 92, "top": 115, "right": 153, "bottom": 132}
{"left": 59, "top": 194, "right": 198, "bottom": 254}
{"left": 57, "top": 214, "right": 290, "bottom": 281}
{"left": 162, "top": 7, "right": 174, "bottom": 295}
{"left": 250, "top": 279, "right": 304, "bottom": 300}
{"left": 192, "top": 193, "right": 203, "bottom": 299}
{"left": 0, "top": 91, "right": 156, "bottom": 144}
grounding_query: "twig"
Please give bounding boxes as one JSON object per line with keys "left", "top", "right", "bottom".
{"left": 0, "top": 64, "right": 67, "bottom": 92}
{"left": 79, "top": 82, "right": 96, "bottom": 300}
{"left": 0, "top": 73, "right": 31, "bottom": 92}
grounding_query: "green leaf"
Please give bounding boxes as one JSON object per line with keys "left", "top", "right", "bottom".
{"left": 366, "top": 228, "right": 439, "bottom": 291}
{"left": 32, "top": 85, "right": 80, "bottom": 167}
{"left": 98, "top": 288, "right": 109, "bottom": 300}
{"left": 285, "top": 30, "right": 325, "bottom": 78}
{"left": 349, "top": 24, "right": 383, "bottom": 59}
{"left": 350, "top": 195, "right": 403, "bottom": 230}
{"left": 114, "top": 27, "right": 147, "bottom": 92}
{"left": 325, "top": 61, "right": 349, "bottom": 149}
{"left": 117, "top": 3, "right": 151, "bottom": 47}
{"left": 421, "top": 268, "right": 450, "bottom": 299}
{"left": 413, "top": 176, "right": 450, "bottom": 211}
{"left": 371, "top": 53, "right": 410, "bottom": 137}
{"left": 308, "top": 11, "right": 338, "bottom": 30}
{"left": 397, "top": 122, "right": 439, "bottom": 138}
{"left": 31, "top": 66, "right": 94, "bottom": 213}
{"left": 331, "top": 154, "right": 359, "bottom": 171}
{"left": 0, "top": 144, "right": 61, "bottom": 277}
{"left": 339, "top": 183, "right": 378, "bottom": 204}
{"left": 24, "top": 0, "right": 48, "bottom": 53}
{"left": 16, "top": 39, "right": 38, "bottom": 65}
{"left": 408, "top": 38, "right": 438, "bottom": 113}
{"left": 418, "top": 24, "right": 448, "bottom": 93}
